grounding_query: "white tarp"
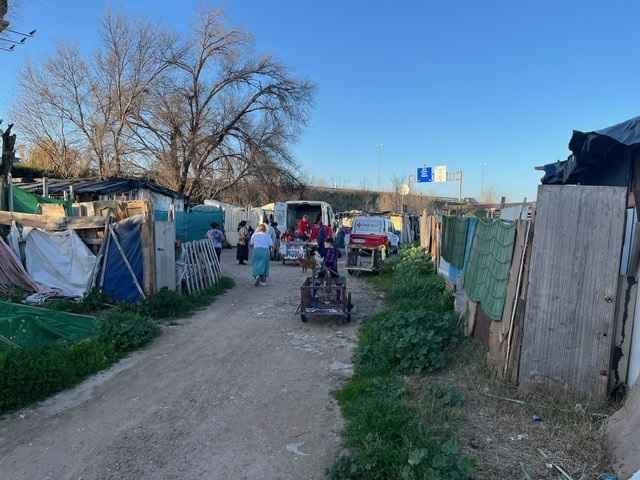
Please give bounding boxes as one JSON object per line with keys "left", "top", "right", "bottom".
{"left": 25, "top": 229, "right": 97, "bottom": 298}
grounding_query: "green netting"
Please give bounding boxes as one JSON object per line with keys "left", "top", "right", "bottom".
{"left": 0, "top": 302, "right": 96, "bottom": 350}
{"left": 12, "top": 186, "right": 71, "bottom": 215}
{"left": 441, "top": 216, "right": 469, "bottom": 269}
{"left": 463, "top": 219, "right": 516, "bottom": 321}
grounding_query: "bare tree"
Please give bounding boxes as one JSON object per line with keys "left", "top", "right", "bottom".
{"left": 14, "top": 13, "right": 175, "bottom": 177}
{"left": 128, "top": 10, "right": 314, "bottom": 196}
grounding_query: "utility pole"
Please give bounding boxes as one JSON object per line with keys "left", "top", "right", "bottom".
{"left": 376, "top": 143, "right": 383, "bottom": 190}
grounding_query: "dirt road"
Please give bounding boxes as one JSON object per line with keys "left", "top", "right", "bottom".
{"left": 0, "top": 258, "right": 380, "bottom": 480}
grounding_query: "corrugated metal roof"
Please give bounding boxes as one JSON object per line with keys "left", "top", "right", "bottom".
{"left": 13, "top": 177, "right": 185, "bottom": 199}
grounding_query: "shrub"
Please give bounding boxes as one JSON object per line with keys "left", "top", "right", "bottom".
{"left": 0, "top": 340, "right": 115, "bottom": 412}
{"left": 389, "top": 274, "right": 453, "bottom": 313}
{"left": 328, "top": 375, "right": 472, "bottom": 480}
{"left": 47, "top": 290, "right": 111, "bottom": 314}
{"left": 97, "top": 310, "right": 160, "bottom": 353}
{"left": 355, "top": 309, "right": 461, "bottom": 376}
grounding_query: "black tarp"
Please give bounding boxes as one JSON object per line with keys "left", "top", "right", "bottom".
{"left": 541, "top": 116, "right": 640, "bottom": 186}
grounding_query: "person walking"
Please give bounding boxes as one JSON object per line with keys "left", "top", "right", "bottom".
{"left": 236, "top": 220, "right": 250, "bottom": 265}
{"left": 207, "top": 222, "right": 226, "bottom": 264}
{"left": 250, "top": 223, "right": 273, "bottom": 286}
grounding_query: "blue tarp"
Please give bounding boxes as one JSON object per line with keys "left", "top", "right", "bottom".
{"left": 154, "top": 207, "right": 224, "bottom": 242}
{"left": 102, "top": 216, "right": 144, "bottom": 303}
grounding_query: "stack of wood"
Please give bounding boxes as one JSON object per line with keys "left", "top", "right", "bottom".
{"left": 179, "top": 239, "right": 223, "bottom": 294}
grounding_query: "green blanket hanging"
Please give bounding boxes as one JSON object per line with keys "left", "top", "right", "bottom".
{"left": 463, "top": 219, "right": 516, "bottom": 321}
{"left": 441, "top": 216, "right": 469, "bottom": 269}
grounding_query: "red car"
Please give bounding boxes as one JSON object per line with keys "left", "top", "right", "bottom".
{"left": 346, "top": 216, "right": 399, "bottom": 274}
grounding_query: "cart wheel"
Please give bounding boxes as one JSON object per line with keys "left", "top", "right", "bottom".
{"left": 301, "top": 313, "right": 308, "bottom": 322}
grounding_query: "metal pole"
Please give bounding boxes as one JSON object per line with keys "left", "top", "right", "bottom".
{"left": 7, "top": 172, "right": 13, "bottom": 212}
{"left": 458, "top": 170, "right": 463, "bottom": 203}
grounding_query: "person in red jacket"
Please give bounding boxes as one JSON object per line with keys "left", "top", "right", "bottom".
{"left": 296, "top": 215, "right": 310, "bottom": 240}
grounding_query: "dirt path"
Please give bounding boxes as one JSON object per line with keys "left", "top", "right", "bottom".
{"left": 0, "top": 257, "right": 380, "bottom": 480}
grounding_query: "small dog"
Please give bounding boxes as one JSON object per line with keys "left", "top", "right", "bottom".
{"left": 299, "top": 253, "right": 318, "bottom": 273}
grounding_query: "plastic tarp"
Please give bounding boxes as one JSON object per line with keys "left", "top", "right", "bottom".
{"left": 0, "top": 301, "right": 96, "bottom": 349}
{"left": 540, "top": 116, "right": 640, "bottom": 187}
{"left": 438, "top": 217, "right": 477, "bottom": 285}
{"left": 463, "top": 219, "right": 516, "bottom": 321}
{"left": 155, "top": 207, "right": 224, "bottom": 243}
{"left": 24, "top": 229, "right": 96, "bottom": 298}
{"left": 102, "top": 216, "right": 144, "bottom": 303}
{"left": 12, "top": 186, "right": 70, "bottom": 215}
{"left": 441, "top": 216, "right": 469, "bottom": 269}
{"left": 0, "top": 235, "right": 39, "bottom": 295}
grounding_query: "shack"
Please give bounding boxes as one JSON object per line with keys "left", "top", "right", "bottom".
{"left": 14, "top": 177, "right": 186, "bottom": 213}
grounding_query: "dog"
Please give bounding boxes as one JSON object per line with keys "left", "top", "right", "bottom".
{"left": 299, "top": 253, "right": 318, "bottom": 273}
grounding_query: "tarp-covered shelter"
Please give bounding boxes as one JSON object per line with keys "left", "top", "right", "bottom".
{"left": 0, "top": 235, "right": 39, "bottom": 295}
{"left": 22, "top": 228, "right": 97, "bottom": 298}
{"left": 14, "top": 177, "right": 186, "bottom": 212}
{"left": 540, "top": 115, "right": 640, "bottom": 187}
{"left": 101, "top": 215, "right": 145, "bottom": 303}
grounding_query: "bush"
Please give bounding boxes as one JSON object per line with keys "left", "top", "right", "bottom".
{"left": 47, "top": 290, "right": 111, "bottom": 314}
{"left": 97, "top": 310, "right": 160, "bottom": 353}
{"left": 328, "top": 376, "right": 472, "bottom": 480}
{"left": 0, "top": 276, "right": 235, "bottom": 414}
{"left": 0, "top": 340, "right": 116, "bottom": 412}
{"left": 389, "top": 274, "right": 453, "bottom": 313}
{"left": 355, "top": 309, "right": 461, "bottom": 376}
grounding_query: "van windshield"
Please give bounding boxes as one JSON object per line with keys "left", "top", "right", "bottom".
{"left": 352, "top": 217, "right": 384, "bottom": 234}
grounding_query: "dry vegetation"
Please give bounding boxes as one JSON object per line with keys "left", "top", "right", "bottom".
{"left": 413, "top": 341, "right": 617, "bottom": 479}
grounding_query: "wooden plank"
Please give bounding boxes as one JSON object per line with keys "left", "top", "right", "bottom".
{"left": 519, "top": 185, "right": 627, "bottom": 399}
{"left": 154, "top": 221, "right": 176, "bottom": 291}
{"left": 140, "top": 212, "right": 156, "bottom": 296}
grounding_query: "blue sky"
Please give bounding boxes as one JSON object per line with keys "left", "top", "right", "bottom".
{"left": 2, "top": 0, "right": 640, "bottom": 201}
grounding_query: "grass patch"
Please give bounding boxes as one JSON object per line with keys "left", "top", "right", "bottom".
{"left": 329, "top": 246, "right": 472, "bottom": 479}
{"left": 0, "top": 277, "right": 234, "bottom": 414}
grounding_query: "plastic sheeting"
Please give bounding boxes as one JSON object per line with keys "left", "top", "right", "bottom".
{"left": 441, "top": 216, "right": 469, "bottom": 269}
{"left": 0, "top": 235, "right": 39, "bottom": 295}
{"left": 24, "top": 229, "right": 97, "bottom": 298}
{"left": 155, "top": 207, "right": 224, "bottom": 243}
{"left": 102, "top": 216, "right": 144, "bottom": 303}
{"left": 0, "top": 301, "right": 96, "bottom": 349}
{"left": 438, "top": 217, "right": 477, "bottom": 286}
{"left": 463, "top": 219, "right": 516, "bottom": 321}
{"left": 12, "top": 185, "right": 70, "bottom": 215}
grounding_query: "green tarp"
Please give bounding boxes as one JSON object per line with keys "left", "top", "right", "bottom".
{"left": 12, "top": 186, "right": 70, "bottom": 215}
{"left": 441, "top": 216, "right": 469, "bottom": 269}
{"left": 463, "top": 219, "right": 516, "bottom": 321}
{"left": 0, "top": 302, "right": 96, "bottom": 350}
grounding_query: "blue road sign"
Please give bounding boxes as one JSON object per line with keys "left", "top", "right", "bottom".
{"left": 417, "top": 167, "right": 433, "bottom": 183}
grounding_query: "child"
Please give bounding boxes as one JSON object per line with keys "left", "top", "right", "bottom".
{"left": 207, "top": 222, "right": 225, "bottom": 263}
{"left": 322, "top": 237, "right": 341, "bottom": 278}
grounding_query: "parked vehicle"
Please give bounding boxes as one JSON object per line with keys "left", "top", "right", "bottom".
{"left": 346, "top": 216, "right": 398, "bottom": 274}
{"left": 275, "top": 200, "right": 335, "bottom": 264}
